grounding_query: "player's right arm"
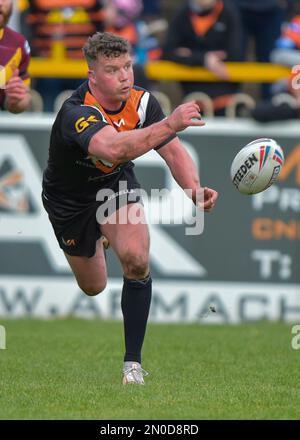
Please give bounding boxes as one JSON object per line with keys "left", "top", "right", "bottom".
{"left": 88, "top": 101, "right": 204, "bottom": 162}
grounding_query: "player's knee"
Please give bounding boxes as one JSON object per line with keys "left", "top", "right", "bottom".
{"left": 79, "top": 279, "right": 107, "bottom": 296}
{"left": 123, "top": 253, "right": 149, "bottom": 279}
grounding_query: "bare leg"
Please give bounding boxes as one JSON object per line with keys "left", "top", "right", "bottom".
{"left": 64, "top": 237, "right": 108, "bottom": 296}
{"left": 101, "top": 203, "right": 150, "bottom": 279}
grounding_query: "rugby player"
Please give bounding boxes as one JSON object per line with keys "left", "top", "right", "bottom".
{"left": 42, "top": 32, "right": 218, "bottom": 385}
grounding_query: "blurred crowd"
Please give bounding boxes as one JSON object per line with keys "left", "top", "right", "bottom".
{"left": 8, "top": 0, "right": 300, "bottom": 120}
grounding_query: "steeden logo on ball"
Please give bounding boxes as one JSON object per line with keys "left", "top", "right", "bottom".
{"left": 230, "top": 138, "right": 285, "bottom": 195}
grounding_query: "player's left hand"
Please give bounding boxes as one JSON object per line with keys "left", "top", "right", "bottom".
{"left": 5, "top": 69, "right": 29, "bottom": 104}
{"left": 194, "top": 187, "right": 219, "bottom": 212}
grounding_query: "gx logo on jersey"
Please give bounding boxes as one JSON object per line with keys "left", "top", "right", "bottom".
{"left": 75, "top": 115, "right": 99, "bottom": 133}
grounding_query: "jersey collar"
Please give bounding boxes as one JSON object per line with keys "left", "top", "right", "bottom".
{"left": 86, "top": 84, "right": 126, "bottom": 115}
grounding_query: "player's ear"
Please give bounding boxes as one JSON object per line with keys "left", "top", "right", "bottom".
{"left": 88, "top": 69, "right": 97, "bottom": 86}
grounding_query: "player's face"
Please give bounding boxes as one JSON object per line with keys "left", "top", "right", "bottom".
{"left": 0, "top": 0, "right": 13, "bottom": 28}
{"left": 89, "top": 52, "right": 134, "bottom": 109}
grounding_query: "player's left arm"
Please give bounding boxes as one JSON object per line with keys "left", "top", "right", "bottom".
{"left": 5, "top": 38, "right": 31, "bottom": 114}
{"left": 157, "top": 137, "right": 219, "bottom": 212}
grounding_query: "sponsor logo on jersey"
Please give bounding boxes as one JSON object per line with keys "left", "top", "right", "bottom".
{"left": 75, "top": 115, "right": 99, "bottom": 133}
{"left": 113, "top": 118, "right": 125, "bottom": 128}
{"left": 61, "top": 237, "right": 76, "bottom": 247}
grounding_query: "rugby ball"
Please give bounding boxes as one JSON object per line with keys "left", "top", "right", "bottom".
{"left": 230, "top": 138, "right": 284, "bottom": 195}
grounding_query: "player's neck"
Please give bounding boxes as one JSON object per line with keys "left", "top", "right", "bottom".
{"left": 89, "top": 82, "right": 123, "bottom": 112}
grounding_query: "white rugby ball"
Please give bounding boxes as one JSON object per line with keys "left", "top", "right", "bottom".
{"left": 230, "top": 138, "right": 284, "bottom": 195}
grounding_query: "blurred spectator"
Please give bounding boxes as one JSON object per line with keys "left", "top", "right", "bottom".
{"left": 20, "top": 0, "right": 106, "bottom": 111}
{"left": 141, "top": 0, "right": 161, "bottom": 19}
{"left": 252, "top": 2, "right": 300, "bottom": 122}
{"left": 252, "top": 87, "right": 300, "bottom": 123}
{"left": 271, "top": 1, "right": 300, "bottom": 67}
{"left": 103, "top": 0, "right": 142, "bottom": 49}
{"left": 103, "top": 0, "right": 162, "bottom": 89}
{"left": 20, "top": 0, "right": 106, "bottom": 58}
{"left": 0, "top": 0, "right": 31, "bottom": 113}
{"left": 103, "top": 0, "right": 163, "bottom": 63}
{"left": 233, "top": 0, "right": 289, "bottom": 99}
{"left": 162, "top": 0, "right": 242, "bottom": 115}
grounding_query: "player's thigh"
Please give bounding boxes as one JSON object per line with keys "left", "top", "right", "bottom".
{"left": 101, "top": 203, "right": 150, "bottom": 266}
{"left": 64, "top": 238, "right": 108, "bottom": 295}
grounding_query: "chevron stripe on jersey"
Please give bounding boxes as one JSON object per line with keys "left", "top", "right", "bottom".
{"left": 83, "top": 87, "right": 148, "bottom": 132}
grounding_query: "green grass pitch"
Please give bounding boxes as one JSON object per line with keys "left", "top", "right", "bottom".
{"left": 0, "top": 319, "right": 299, "bottom": 419}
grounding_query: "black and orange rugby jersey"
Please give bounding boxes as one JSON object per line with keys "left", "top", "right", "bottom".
{"left": 0, "top": 26, "right": 31, "bottom": 109}
{"left": 43, "top": 81, "right": 175, "bottom": 200}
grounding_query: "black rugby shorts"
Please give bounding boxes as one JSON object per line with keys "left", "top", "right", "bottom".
{"left": 42, "top": 167, "right": 142, "bottom": 257}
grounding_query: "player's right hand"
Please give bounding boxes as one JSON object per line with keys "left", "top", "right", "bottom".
{"left": 191, "top": 186, "right": 219, "bottom": 212}
{"left": 5, "top": 69, "right": 29, "bottom": 103}
{"left": 167, "top": 101, "right": 205, "bottom": 132}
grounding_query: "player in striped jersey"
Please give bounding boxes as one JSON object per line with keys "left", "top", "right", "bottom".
{"left": 42, "top": 32, "right": 218, "bottom": 385}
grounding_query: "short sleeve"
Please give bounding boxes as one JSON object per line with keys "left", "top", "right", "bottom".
{"left": 143, "top": 93, "right": 176, "bottom": 150}
{"left": 61, "top": 105, "right": 109, "bottom": 153}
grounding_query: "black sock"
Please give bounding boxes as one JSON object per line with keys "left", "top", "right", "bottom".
{"left": 121, "top": 274, "right": 152, "bottom": 364}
